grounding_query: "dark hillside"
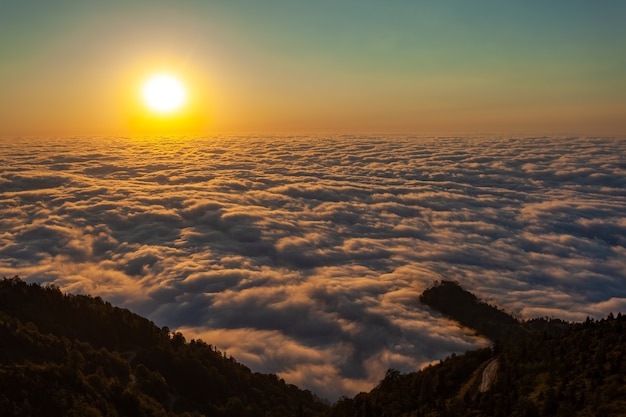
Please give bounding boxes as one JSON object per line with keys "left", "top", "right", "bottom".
{"left": 420, "top": 280, "right": 528, "bottom": 342}
{"left": 4, "top": 276, "right": 625, "bottom": 417}
{"left": 325, "top": 283, "right": 626, "bottom": 417}
{"left": 0, "top": 277, "right": 327, "bottom": 417}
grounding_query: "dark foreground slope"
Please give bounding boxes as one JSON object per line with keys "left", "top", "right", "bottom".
{"left": 0, "top": 277, "right": 327, "bottom": 417}
{"left": 326, "top": 283, "right": 626, "bottom": 417}
{"left": 4, "top": 276, "right": 626, "bottom": 417}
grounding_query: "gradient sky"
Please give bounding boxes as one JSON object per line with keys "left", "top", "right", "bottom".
{"left": 1, "top": 0, "right": 625, "bottom": 136}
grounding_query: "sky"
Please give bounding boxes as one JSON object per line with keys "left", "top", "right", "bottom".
{"left": 1, "top": 0, "right": 625, "bottom": 136}
{"left": 1, "top": 135, "right": 625, "bottom": 399}
{"left": 1, "top": 0, "right": 626, "bottom": 400}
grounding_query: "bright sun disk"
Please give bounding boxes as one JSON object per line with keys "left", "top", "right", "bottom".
{"left": 142, "top": 74, "right": 186, "bottom": 113}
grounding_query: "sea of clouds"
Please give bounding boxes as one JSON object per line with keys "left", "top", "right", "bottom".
{"left": 1, "top": 135, "right": 625, "bottom": 399}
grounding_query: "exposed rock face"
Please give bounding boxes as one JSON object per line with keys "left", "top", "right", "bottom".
{"left": 479, "top": 358, "right": 499, "bottom": 393}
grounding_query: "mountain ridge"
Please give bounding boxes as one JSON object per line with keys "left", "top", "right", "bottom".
{"left": 2, "top": 276, "right": 625, "bottom": 416}
{"left": 0, "top": 276, "right": 327, "bottom": 417}
{"left": 326, "top": 282, "right": 626, "bottom": 417}
{"left": 420, "top": 280, "right": 569, "bottom": 343}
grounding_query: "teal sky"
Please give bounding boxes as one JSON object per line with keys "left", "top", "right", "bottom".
{"left": 1, "top": 0, "right": 625, "bottom": 135}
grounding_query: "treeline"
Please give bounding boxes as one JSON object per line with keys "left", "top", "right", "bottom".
{"left": 419, "top": 280, "right": 529, "bottom": 342}
{"left": 327, "top": 348, "right": 494, "bottom": 417}
{"left": 325, "top": 282, "right": 626, "bottom": 417}
{"left": 327, "top": 313, "right": 626, "bottom": 417}
{"left": 3, "top": 276, "right": 625, "bottom": 417}
{"left": 0, "top": 277, "right": 327, "bottom": 417}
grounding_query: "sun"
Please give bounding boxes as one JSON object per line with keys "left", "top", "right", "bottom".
{"left": 142, "top": 74, "right": 186, "bottom": 113}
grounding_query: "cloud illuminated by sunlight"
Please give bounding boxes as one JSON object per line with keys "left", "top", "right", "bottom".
{"left": 2, "top": 135, "right": 626, "bottom": 399}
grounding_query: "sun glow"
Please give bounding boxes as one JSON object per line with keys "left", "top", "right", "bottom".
{"left": 142, "top": 74, "right": 186, "bottom": 113}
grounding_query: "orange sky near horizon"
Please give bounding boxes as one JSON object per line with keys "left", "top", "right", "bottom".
{"left": 1, "top": 1, "right": 625, "bottom": 137}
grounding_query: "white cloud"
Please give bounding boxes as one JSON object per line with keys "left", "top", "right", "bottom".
{"left": 1, "top": 135, "right": 625, "bottom": 400}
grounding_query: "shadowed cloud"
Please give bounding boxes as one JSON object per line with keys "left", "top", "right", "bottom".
{"left": 1, "top": 135, "right": 625, "bottom": 399}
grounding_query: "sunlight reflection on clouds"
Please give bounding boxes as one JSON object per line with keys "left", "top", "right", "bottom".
{"left": 1, "top": 135, "right": 625, "bottom": 399}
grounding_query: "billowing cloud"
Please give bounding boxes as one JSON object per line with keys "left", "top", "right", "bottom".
{"left": 1, "top": 135, "right": 625, "bottom": 399}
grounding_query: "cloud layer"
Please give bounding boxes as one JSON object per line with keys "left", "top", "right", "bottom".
{"left": 1, "top": 135, "right": 625, "bottom": 399}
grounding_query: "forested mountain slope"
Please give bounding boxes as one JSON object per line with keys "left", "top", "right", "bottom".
{"left": 3, "top": 276, "right": 625, "bottom": 417}
{"left": 0, "top": 277, "right": 327, "bottom": 417}
{"left": 420, "top": 280, "right": 570, "bottom": 343}
{"left": 325, "top": 282, "right": 626, "bottom": 417}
